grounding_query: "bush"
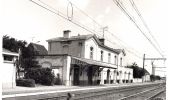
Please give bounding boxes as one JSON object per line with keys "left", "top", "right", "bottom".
{"left": 150, "top": 74, "right": 161, "bottom": 81}
{"left": 16, "top": 79, "right": 35, "bottom": 87}
{"left": 25, "top": 68, "right": 55, "bottom": 85}
{"left": 40, "top": 68, "right": 55, "bottom": 85}
{"left": 54, "top": 73, "right": 62, "bottom": 85}
{"left": 25, "top": 68, "right": 41, "bottom": 83}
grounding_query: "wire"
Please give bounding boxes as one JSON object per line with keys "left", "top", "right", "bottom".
{"left": 30, "top": 0, "right": 103, "bottom": 36}
{"left": 30, "top": 0, "right": 143, "bottom": 59}
{"left": 67, "top": 0, "right": 103, "bottom": 28}
{"left": 155, "top": 70, "right": 166, "bottom": 72}
{"left": 112, "top": 0, "right": 164, "bottom": 57}
{"left": 67, "top": 0, "right": 143, "bottom": 59}
{"left": 129, "top": 0, "right": 163, "bottom": 57}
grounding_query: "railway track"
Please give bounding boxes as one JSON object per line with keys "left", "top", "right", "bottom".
{"left": 71, "top": 83, "right": 165, "bottom": 100}
{"left": 118, "top": 83, "right": 166, "bottom": 100}
{"left": 39, "top": 83, "right": 165, "bottom": 100}
{"left": 3, "top": 82, "right": 165, "bottom": 100}
{"left": 146, "top": 89, "right": 166, "bottom": 100}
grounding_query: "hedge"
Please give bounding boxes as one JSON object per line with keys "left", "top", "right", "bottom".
{"left": 25, "top": 68, "right": 55, "bottom": 85}
{"left": 16, "top": 79, "right": 35, "bottom": 87}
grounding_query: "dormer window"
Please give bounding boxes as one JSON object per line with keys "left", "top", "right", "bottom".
{"left": 101, "top": 50, "right": 103, "bottom": 61}
{"left": 90, "top": 47, "right": 94, "bottom": 59}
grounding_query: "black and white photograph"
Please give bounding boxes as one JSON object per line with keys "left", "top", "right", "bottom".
{"left": 1, "top": 0, "right": 169, "bottom": 100}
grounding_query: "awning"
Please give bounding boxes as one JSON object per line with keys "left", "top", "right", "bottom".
{"left": 71, "top": 57, "right": 117, "bottom": 69}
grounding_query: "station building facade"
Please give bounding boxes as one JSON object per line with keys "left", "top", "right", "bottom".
{"left": 36, "top": 30, "right": 133, "bottom": 86}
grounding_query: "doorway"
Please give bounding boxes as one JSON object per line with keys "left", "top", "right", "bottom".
{"left": 107, "top": 69, "right": 110, "bottom": 84}
{"left": 73, "top": 65, "right": 80, "bottom": 85}
{"left": 88, "top": 66, "right": 93, "bottom": 85}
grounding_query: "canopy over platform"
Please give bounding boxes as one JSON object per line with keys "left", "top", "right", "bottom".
{"left": 71, "top": 57, "right": 117, "bottom": 69}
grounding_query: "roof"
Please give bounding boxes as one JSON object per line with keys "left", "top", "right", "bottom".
{"left": 2, "top": 48, "right": 19, "bottom": 56}
{"left": 113, "top": 49, "right": 126, "bottom": 56}
{"left": 47, "top": 34, "right": 94, "bottom": 42}
{"left": 47, "top": 34, "right": 122, "bottom": 54}
{"left": 71, "top": 56, "right": 117, "bottom": 69}
{"left": 28, "top": 43, "right": 48, "bottom": 55}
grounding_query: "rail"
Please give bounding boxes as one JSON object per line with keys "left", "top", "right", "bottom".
{"left": 118, "top": 84, "right": 165, "bottom": 100}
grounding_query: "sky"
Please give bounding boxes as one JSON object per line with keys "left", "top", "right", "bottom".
{"left": 1, "top": 0, "right": 170, "bottom": 77}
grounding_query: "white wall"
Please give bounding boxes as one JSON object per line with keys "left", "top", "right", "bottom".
{"left": 84, "top": 38, "right": 98, "bottom": 60}
{"left": 84, "top": 38, "right": 118, "bottom": 65}
{"left": 133, "top": 78, "right": 142, "bottom": 83}
{"left": 2, "top": 62, "right": 16, "bottom": 89}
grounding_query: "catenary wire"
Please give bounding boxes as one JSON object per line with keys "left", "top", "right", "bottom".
{"left": 30, "top": 0, "right": 143, "bottom": 59}
{"left": 129, "top": 0, "right": 163, "bottom": 57}
{"left": 112, "top": 0, "right": 164, "bottom": 57}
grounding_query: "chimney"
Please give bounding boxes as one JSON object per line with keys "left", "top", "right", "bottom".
{"left": 63, "top": 30, "right": 71, "bottom": 38}
{"left": 99, "top": 38, "right": 105, "bottom": 45}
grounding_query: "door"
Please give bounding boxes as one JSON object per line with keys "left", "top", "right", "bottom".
{"left": 73, "top": 66, "right": 80, "bottom": 85}
{"left": 107, "top": 69, "right": 110, "bottom": 84}
{"left": 88, "top": 67, "right": 93, "bottom": 85}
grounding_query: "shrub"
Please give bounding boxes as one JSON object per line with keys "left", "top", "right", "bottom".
{"left": 25, "top": 68, "right": 55, "bottom": 85}
{"left": 16, "top": 79, "right": 35, "bottom": 87}
{"left": 25, "top": 68, "right": 41, "bottom": 83}
{"left": 40, "top": 68, "right": 55, "bottom": 85}
{"left": 54, "top": 73, "right": 62, "bottom": 85}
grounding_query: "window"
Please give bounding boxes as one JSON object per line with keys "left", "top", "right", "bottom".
{"left": 78, "top": 41, "right": 83, "bottom": 46}
{"left": 3, "top": 55, "right": 13, "bottom": 61}
{"left": 120, "top": 57, "right": 122, "bottom": 66}
{"left": 101, "top": 50, "right": 103, "bottom": 61}
{"left": 114, "top": 55, "right": 117, "bottom": 65}
{"left": 90, "top": 47, "right": 94, "bottom": 59}
{"left": 63, "top": 45, "right": 69, "bottom": 54}
{"left": 108, "top": 53, "right": 111, "bottom": 63}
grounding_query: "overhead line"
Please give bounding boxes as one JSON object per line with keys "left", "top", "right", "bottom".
{"left": 67, "top": 0, "right": 103, "bottom": 28}
{"left": 30, "top": 0, "right": 143, "bottom": 59}
{"left": 112, "top": 0, "right": 164, "bottom": 57}
{"left": 67, "top": 0, "right": 143, "bottom": 59}
{"left": 30, "top": 0, "right": 103, "bottom": 37}
{"left": 129, "top": 0, "right": 163, "bottom": 56}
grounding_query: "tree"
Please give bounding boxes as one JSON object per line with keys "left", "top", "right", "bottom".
{"left": 150, "top": 74, "right": 161, "bottom": 81}
{"left": 3, "top": 35, "right": 40, "bottom": 78}
{"left": 127, "top": 62, "right": 149, "bottom": 78}
{"left": 3, "top": 35, "right": 27, "bottom": 79}
{"left": 3, "top": 35, "right": 27, "bottom": 53}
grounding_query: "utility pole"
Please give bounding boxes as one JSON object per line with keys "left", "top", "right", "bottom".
{"left": 143, "top": 55, "right": 166, "bottom": 82}
{"left": 151, "top": 61, "right": 155, "bottom": 75}
{"left": 142, "top": 54, "right": 145, "bottom": 83}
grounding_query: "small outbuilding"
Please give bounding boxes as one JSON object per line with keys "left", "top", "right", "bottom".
{"left": 2, "top": 48, "right": 19, "bottom": 89}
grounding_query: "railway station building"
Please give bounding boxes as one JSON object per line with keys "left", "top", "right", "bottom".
{"left": 36, "top": 30, "right": 133, "bottom": 86}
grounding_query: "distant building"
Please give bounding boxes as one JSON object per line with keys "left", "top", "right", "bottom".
{"left": 2, "top": 48, "right": 19, "bottom": 89}
{"left": 143, "top": 73, "right": 150, "bottom": 82}
{"left": 36, "top": 30, "right": 133, "bottom": 86}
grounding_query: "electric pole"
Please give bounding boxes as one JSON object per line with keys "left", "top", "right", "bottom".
{"left": 142, "top": 54, "right": 166, "bottom": 82}
{"left": 142, "top": 54, "right": 145, "bottom": 82}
